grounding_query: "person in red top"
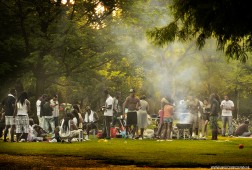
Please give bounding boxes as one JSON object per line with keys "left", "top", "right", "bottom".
{"left": 162, "top": 98, "right": 174, "bottom": 140}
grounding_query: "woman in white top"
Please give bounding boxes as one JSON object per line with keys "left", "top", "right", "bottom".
{"left": 71, "top": 104, "right": 83, "bottom": 129}
{"left": 16, "top": 91, "right": 30, "bottom": 142}
{"left": 59, "top": 112, "right": 81, "bottom": 143}
{"left": 137, "top": 95, "right": 149, "bottom": 140}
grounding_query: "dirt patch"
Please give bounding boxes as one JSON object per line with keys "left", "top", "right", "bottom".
{"left": 0, "top": 154, "right": 212, "bottom": 170}
{"left": 0, "top": 154, "right": 108, "bottom": 169}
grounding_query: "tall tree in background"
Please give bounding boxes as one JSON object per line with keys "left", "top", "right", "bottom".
{"left": 0, "top": 0, "right": 119, "bottom": 97}
{"left": 147, "top": 0, "right": 252, "bottom": 62}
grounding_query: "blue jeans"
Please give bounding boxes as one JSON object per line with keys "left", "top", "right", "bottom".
{"left": 222, "top": 116, "right": 233, "bottom": 136}
{"left": 44, "top": 117, "right": 55, "bottom": 134}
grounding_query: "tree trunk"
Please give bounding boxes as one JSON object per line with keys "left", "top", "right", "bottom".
{"left": 35, "top": 76, "right": 45, "bottom": 99}
{"left": 34, "top": 53, "right": 47, "bottom": 99}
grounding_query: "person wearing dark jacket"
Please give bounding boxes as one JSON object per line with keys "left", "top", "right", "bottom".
{"left": 42, "top": 96, "right": 55, "bottom": 134}
{"left": 3, "top": 88, "right": 17, "bottom": 142}
{"left": 209, "top": 93, "right": 220, "bottom": 140}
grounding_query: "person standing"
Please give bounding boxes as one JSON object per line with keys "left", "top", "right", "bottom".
{"left": 201, "top": 98, "right": 211, "bottom": 138}
{"left": 36, "top": 94, "right": 46, "bottom": 129}
{"left": 162, "top": 98, "right": 174, "bottom": 140}
{"left": 0, "top": 110, "right": 5, "bottom": 138}
{"left": 42, "top": 96, "right": 55, "bottom": 134}
{"left": 123, "top": 89, "right": 140, "bottom": 139}
{"left": 50, "top": 95, "right": 59, "bottom": 127}
{"left": 112, "top": 92, "right": 124, "bottom": 130}
{"left": 187, "top": 95, "right": 203, "bottom": 138}
{"left": 137, "top": 95, "right": 149, "bottom": 140}
{"left": 102, "top": 90, "right": 114, "bottom": 139}
{"left": 155, "top": 98, "right": 173, "bottom": 140}
{"left": 16, "top": 92, "right": 30, "bottom": 142}
{"left": 220, "top": 95, "right": 234, "bottom": 137}
{"left": 209, "top": 93, "right": 220, "bottom": 140}
{"left": 3, "top": 88, "right": 17, "bottom": 142}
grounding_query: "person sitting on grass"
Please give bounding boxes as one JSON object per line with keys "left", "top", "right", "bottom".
{"left": 59, "top": 112, "right": 81, "bottom": 143}
{"left": 49, "top": 126, "right": 61, "bottom": 143}
{"left": 234, "top": 120, "right": 251, "bottom": 137}
{"left": 71, "top": 104, "right": 83, "bottom": 129}
{"left": 0, "top": 109, "right": 5, "bottom": 138}
{"left": 83, "top": 106, "right": 99, "bottom": 140}
{"left": 27, "top": 124, "right": 45, "bottom": 142}
{"left": 27, "top": 118, "right": 47, "bottom": 142}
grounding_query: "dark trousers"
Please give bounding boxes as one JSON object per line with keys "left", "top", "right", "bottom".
{"left": 54, "top": 117, "right": 59, "bottom": 127}
{"left": 102, "top": 116, "right": 112, "bottom": 138}
{"left": 0, "top": 123, "right": 5, "bottom": 138}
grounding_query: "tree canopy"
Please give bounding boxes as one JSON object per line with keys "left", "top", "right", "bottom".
{"left": 147, "top": 0, "right": 252, "bottom": 62}
{"left": 1, "top": 0, "right": 252, "bottom": 118}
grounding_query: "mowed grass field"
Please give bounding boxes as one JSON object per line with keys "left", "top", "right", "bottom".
{"left": 0, "top": 136, "right": 251, "bottom": 169}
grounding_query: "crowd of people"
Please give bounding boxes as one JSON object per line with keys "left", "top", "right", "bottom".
{"left": 0, "top": 88, "right": 99, "bottom": 142}
{"left": 0, "top": 88, "right": 251, "bottom": 143}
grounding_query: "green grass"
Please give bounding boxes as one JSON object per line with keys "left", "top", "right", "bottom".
{"left": 1, "top": 136, "right": 252, "bottom": 168}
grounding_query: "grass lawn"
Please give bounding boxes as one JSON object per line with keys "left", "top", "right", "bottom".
{"left": 0, "top": 136, "right": 251, "bottom": 169}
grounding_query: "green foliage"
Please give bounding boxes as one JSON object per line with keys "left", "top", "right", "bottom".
{"left": 2, "top": 0, "right": 252, "bottom": 117}
{"left": 147, "top": 0, "right": 252, "bottom": 62}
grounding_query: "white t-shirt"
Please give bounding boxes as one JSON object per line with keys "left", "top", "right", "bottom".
{"left": 221, "top": 100, "right": 234, "bottom": 116}
{"left": 104, "top": 95, "right": 113, "bottom": 116}
{"left": 17, "top": 99, "right": 29, "bottom": 116}
{"left": 50, "top": 99, "right": 59, "bottom": 117}
{"left": 36, "top": 100, "right": 41, "bottom": 116}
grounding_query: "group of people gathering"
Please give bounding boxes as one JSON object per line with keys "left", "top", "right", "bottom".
{"left": 173, "top": 93, "right": 251, "bottom": 140}
{"left": 0, "top": 88, "right": 251, "bottom": 143}
{"left": 0, "top": 88, "right": 100, "bottom": 142}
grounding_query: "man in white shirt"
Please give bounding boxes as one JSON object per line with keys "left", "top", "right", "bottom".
{"left": 220, "top": 95, "right": 234, "bottom": 137}
{"left": 36, "top": 94, "right": 47, "bottom": 130}
{"left": 50, "top": 95, "right": 59, "bottom": 127}
{"left": 83, "top": 106, "right": 99, "bottom": 140}
{"left": 101, "top": 90, "right": 114, "bottom": 139}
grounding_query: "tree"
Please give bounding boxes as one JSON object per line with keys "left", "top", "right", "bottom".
{"left": 0, "top": 0, "right": 119, "bottom": 97}
{"left": 147, "top": 0, "right": 252, "bottom": 62}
